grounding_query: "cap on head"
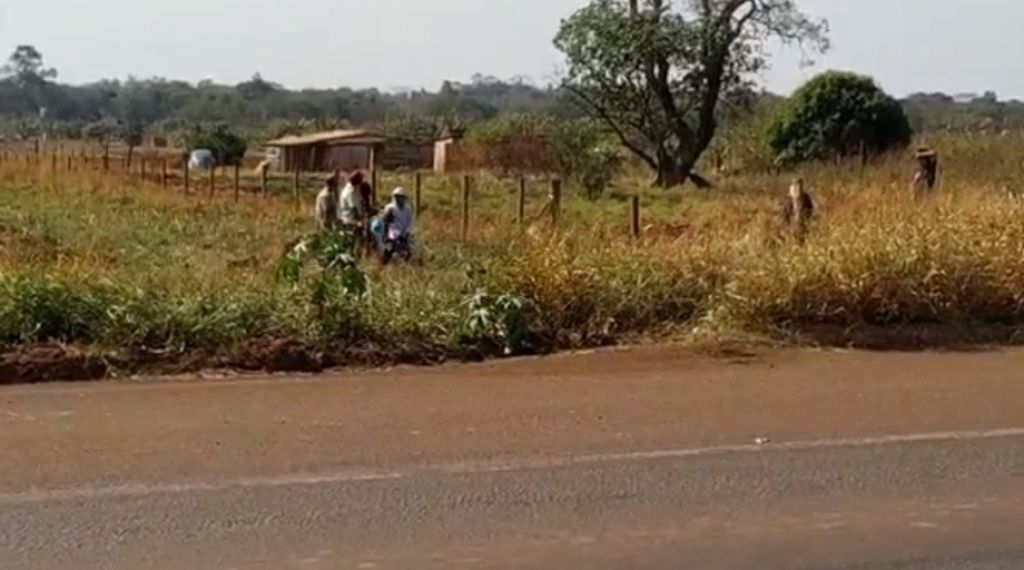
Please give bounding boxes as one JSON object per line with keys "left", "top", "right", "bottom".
{"left": 392, "top": 187, "right": 408, "bottom": 198}
{"left": 349, "top": 171, "right": 365, "bottom": 185}
{"left": 915, "top": 147, "right": 937, "bottom": 159}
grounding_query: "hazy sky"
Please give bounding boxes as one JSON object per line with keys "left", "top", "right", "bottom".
{"left": 1, "top": 0, "right": 1022, "bottom": 98}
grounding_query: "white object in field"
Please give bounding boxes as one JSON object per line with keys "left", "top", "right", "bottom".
{"left": 189, "top": 149, "right": 215, "bottom": 171}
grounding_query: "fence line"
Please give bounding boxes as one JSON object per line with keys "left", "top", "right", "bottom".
{"left": 0, "top": 149, "right": 647, "bottom": 242}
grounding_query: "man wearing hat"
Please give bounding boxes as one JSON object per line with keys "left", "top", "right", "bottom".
{"left": 314, "top": 173, "right": 341, "bottom": 233}
{"left": 380, "top": 187, "right": 414, "bottom": 263}
{"left": 913, "top": 147, "right": 939, "bottom": 193}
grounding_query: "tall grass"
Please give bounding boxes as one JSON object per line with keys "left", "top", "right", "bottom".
{"left": 1, "top": 133, "right": 1024, "bottom": 371}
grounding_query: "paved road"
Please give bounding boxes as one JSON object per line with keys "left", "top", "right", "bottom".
{"left": 1, "top": 347, "right": 1023, "bottom": 569}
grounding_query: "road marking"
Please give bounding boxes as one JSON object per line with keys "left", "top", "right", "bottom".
{"left": 2, "top": 427, "right": 1022, "bottom": 506}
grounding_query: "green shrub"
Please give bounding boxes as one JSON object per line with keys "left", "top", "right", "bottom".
{"left": 768, "top": 71, "right": 912, "bottom": 165}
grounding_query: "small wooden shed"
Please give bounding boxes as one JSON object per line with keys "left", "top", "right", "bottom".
{"left": 266, "top": 129, "right": 388, "bottom": 173}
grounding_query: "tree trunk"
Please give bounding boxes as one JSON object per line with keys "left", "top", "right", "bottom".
{"left": 653, "top": 154, "right": 713, "bottom": 189}
{"left": 654, "top": 159, "right": 687, "bottom": 188}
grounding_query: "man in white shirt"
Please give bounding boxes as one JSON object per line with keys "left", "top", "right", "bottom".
{"left": 339, "top": 171, "right": 366, "bottom": 228}
{"left": 380, "top": 187, "right": 414, "bottom": 263}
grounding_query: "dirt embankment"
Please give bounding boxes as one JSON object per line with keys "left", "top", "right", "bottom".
{"left": 0, "top": 339, "right": 452, "bottom": 385}
{"left": 3, "top": 321, "right": 1024, "bottom": 385}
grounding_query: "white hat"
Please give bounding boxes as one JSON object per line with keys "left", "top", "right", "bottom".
{"left": 392, "top": 187, "right": 408, "bottom": 198}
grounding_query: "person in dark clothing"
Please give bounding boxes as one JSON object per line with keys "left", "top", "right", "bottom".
{"left": 913, "top": 147, "right": 939, "bottom": 193}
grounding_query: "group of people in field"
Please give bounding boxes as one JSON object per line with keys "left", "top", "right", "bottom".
{"left": 782, "top": 147, "right": 941, "bottom": 241}
{"left": 315, "top": 170, "right": 414, "bottom": 264}
{"left": 313, "top": 148, "right": 940, "bottom": 255}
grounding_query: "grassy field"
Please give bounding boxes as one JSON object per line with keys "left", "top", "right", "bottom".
{"left": 2, "top": 132, "right": 1024, "bottom": 379}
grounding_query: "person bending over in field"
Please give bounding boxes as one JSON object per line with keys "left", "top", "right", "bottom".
{"left": 314, "top": 173, "right": 341, "bottom": 233}
{"left": 379, "top": 187, "right": 414, "bottom": 264}
{"left": 782, "top": 178, "right": 815, "bottom": 242}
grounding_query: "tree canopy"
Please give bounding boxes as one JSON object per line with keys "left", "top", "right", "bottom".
{"left": 555, "top": 0, "right": 829, "bottom": 187}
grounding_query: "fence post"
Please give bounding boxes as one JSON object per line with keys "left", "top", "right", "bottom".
{"left": 631, "top": 195, "right": 641, "bottom": 239}
{"left": 66, "top": 154, "right": 72, "bottom": 172}
{"left": 550, "top": 179, "right": 562, "bottom": 227}
{"left": 293, "top": 168, "right": 301, "bottom": 209}
{"left": 103, "top": 148, "right": 110, "bottom": 172}
{"left": 183, "top": 158, "right": 190, "bottom": 194}
{"left": 461, "top": 174, "right": 471, "bottom": 243}
{"left": 517, "top": 176, "right": 527, "bottom": 226}
{"left": 233, "top": 164, "right": 241, "bottom": 202}
{"left": 50, "top": 152, "right": 57, "bottom": 175}
{"left": 260, "top": 165, "right": 268, "bottom": 196}
{"left": 414, "top": 171, "right": 423, "bottom": 217}
{"left": 208, "top": 165, "right": 216, "bottom": 198}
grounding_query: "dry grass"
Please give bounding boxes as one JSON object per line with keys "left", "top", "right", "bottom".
{"left": 1, "top": 132, "right": 1024, "bottom": 373}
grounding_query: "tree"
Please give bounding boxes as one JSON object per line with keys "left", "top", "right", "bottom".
{"left": 555, "top": 0, "right": 828, "bottom": 188}
{"left": 184, "top": 123, "right": 248, "bottom": 166}
{"left": 767, "top": 71, "right": 912, "bottom": 164}
{"left": 1, "top": 45, "right": 57, "bottom": 88}
{"left": 1, "top": 46, "right": 57, "bottom": 115}
{"left": 120, "top": 120, "right": 145, "bottom": 168}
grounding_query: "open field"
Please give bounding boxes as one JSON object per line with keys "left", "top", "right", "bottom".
{"left": 2, "top": 132, "right": 1024, "bottom": 380}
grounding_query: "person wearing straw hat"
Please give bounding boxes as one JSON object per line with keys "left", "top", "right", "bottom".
{"left": 913, "top": 147, "right": 939, "bottom": 193}
{"left": 379, "top": 187, "right": 414, "bottom": 263}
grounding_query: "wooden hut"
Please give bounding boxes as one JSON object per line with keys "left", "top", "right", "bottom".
{"left": 265, "top": 129, "right": 388, "bottom": 173}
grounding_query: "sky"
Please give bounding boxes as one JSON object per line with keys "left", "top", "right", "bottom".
{"left": 1, "top": 0, "right": 1022, "bottom": 99}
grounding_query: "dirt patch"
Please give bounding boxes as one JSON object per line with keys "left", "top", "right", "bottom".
{"left": 0, "top": 344, "right": 109, "bottom": 384}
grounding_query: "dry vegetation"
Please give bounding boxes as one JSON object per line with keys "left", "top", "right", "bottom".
{"left": 2, "top": 132, "right": 1024, "bottom": 379}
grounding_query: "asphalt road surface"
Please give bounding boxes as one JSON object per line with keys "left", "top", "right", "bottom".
{"left": 1, "top": 346, "right": 1023, "bottom": 569}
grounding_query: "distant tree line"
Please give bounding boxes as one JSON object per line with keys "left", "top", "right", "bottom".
{"left": 0, "top": 45, "right": 584, "bottom": 146}
{"left": 4, "top": 44, "right": 1022, "bottom": 147}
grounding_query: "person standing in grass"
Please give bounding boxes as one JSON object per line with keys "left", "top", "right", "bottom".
{"left": 339, "top": 171, "right": 367, "bottom": 231}
{"left": 782, "top": 177, "right": 815, "bottom": 242}
{"left": 314, "top": 173, "right": 341, "bottom": 233}
{"left": 913, "top": 147, "right": 939, "bottom": 194}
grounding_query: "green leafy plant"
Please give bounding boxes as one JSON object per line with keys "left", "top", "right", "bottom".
{"left": 459, "top": 289, "right": 532, "bottom": 356}
{"left": 277, "top": 231, "right": 367, "bottom": 299}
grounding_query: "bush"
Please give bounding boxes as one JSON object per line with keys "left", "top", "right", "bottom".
{"left": 768, "top": 71, "right": 912, "bottom": 165}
